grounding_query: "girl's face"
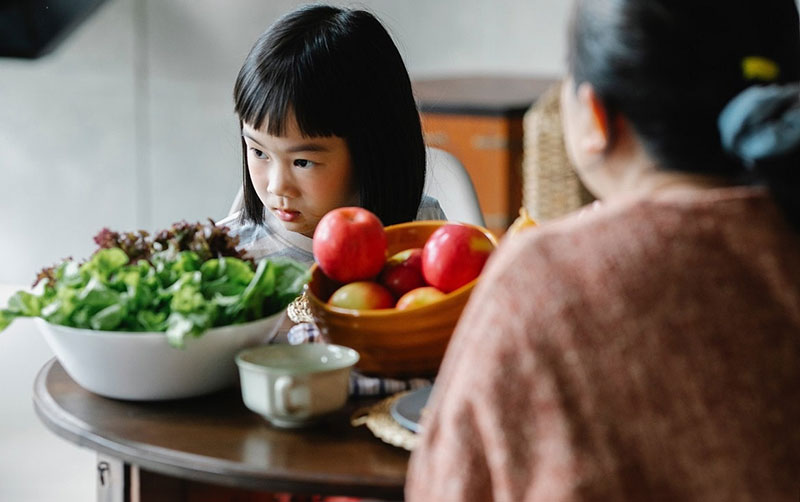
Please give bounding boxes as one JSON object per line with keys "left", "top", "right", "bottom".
{"left": 242, "top": 115, "right": 357, "bottom": 237}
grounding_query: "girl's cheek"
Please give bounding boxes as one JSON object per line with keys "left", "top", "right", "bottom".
{"left": 248, "top": 163, "right": 266, "bottom": 182}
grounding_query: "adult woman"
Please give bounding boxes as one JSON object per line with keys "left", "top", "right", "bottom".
{"left": 406, "top": 1, "right": 800, "bottom": 500}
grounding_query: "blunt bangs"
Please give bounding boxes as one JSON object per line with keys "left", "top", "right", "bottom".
{"left": 233, "top": 12, "right": 349, "bottom": 139}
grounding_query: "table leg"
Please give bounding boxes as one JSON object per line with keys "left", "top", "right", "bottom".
{"left": 101, "top": 461, "right": 399, "bottom": 502}
{"left": 96, "top": 454, "right": 128, "bottom": 502}
{"left": 95, "top": 457, "right": 184, "bottom": 502}
{"left": 130, "top": 465, "right": 277, "bottom": 501}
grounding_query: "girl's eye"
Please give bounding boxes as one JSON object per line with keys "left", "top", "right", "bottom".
{"left": 250, "top": 148, "right": 267, "bottom": 160}
{"left": 294, "top": 159, "right": 315, "bottom": 168}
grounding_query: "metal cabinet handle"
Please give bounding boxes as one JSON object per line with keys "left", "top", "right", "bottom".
{"left": 472, "top": 135, "right": 510, "bottom": 150}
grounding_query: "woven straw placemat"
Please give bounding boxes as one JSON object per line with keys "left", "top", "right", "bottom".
{"left": 351, "top": 391, "right": 418, "bottom": 451}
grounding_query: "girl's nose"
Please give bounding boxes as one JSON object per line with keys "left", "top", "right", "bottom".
{"left": 267, "top": 163, "right": 297, "bottom": 198}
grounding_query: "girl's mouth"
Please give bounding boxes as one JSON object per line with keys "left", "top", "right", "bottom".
{"left": 274, "top": 208, "right": 301, "bottom": 222}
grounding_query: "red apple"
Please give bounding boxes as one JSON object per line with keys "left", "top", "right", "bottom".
{"left": 422, "top": 224, "right": 494, "bottom": 293}
{"left": 387, "top": 247, "right": 423, "bottom": 271}
{"left": 378, "top": 248, "right": 425, "bottom": 298}
{"left": 313, "top": 207, "right": 387, "bottom": 283}
{"left": 396, "top": 286, "right": 446, "bottom": 310}
{"left": 328, "top": 281, "right": 395, "bottom": 310}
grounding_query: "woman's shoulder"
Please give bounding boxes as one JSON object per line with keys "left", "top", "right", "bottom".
{"left": 491, "top": 187, "right": 791, "bottom": 293}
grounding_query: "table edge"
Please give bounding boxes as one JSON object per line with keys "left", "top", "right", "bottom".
{"left": 32, "top": 358, "right": 406, "bottom": 498}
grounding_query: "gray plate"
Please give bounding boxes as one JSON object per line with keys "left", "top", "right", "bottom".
{"left": 390, "top": 385, "right": 432, "bottom": 433}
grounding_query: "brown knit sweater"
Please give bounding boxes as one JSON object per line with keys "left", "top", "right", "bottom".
{"left": 406, "top": 187, "right": 800, "bottom": 501}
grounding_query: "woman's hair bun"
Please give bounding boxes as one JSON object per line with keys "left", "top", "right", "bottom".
{"left": 718, "top": 83, "right": 800, "bottom": 168}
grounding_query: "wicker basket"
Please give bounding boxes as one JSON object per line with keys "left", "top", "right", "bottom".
{"left": 522, "top": 83, "right": 594, "bottom": 222}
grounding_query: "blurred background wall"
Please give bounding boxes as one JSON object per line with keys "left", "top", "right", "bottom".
{"left": 0, "top": 0, "right": 570, "bottom": 285}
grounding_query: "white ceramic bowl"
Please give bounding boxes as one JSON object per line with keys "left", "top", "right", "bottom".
{"left": 35, "top": 311, "right": 285, "bottom": 401}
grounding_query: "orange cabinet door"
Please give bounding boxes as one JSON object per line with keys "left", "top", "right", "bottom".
{"left": 421, "top": 113, "right": 523, "bottom": 236}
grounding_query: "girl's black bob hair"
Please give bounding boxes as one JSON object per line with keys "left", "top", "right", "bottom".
{"left": 233, "top": 4, "right": 426, "bottom": 227}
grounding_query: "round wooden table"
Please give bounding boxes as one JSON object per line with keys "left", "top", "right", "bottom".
{"left": 33, "top": 359, "right": 409, "bottom": 501}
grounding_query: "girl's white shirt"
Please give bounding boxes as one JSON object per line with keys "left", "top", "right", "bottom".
{"left": 218, "top": 195, "right": 446, "bottom": 266}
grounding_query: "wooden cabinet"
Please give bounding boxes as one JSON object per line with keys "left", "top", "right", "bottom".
{"left": 414, "top": 76, "right": 558, "bottom": 236}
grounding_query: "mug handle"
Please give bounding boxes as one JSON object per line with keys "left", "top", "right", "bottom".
{"left": 275, "top": 376, "right": 309, "bottom": 416}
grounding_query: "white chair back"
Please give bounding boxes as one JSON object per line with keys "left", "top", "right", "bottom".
{"left": 228, "top": 185, "right": 245, "bottom": 217}
{"left": 423, "top": 147, "right": 484, "bottom": 227}
{"left": 227, "top": 146, "right": 484, "bottom": 227}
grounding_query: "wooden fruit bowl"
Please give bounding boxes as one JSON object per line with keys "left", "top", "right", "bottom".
{"left": 305, "top": 220, "right": 497, "bottom": 378}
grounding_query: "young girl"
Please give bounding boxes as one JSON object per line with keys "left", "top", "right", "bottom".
{"left": 218, "top": 9, "right": 440, "bottom": 500}
{"left": 407, "top": 0, "right": 800, "bottom": 500}
{"left": 218, "top": 4, "right": 445, "bottom": 266}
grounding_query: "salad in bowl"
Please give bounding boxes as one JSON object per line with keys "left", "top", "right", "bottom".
{"left": 0, "top": 220, "right": 309, "bottom": 400}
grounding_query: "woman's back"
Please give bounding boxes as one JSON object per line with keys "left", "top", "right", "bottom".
{"left": 407, "top": 187, "right": 800, "bottom": 501}
{"left": 408, "top": 0, "right": 800, "bottom": 498}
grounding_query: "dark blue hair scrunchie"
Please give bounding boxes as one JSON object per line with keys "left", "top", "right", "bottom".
{"left": 718, "top": 83, "right": 800, "bottom": 169}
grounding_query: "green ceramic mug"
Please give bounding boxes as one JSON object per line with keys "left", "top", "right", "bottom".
{"left": 236, "top": 343, "right": 359, "bottom": 428}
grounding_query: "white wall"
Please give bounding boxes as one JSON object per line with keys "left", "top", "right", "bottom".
{"left": 0, "top": 0, "right": 570, "bottom": 284}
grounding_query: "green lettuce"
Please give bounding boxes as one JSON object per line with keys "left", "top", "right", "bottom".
{"left": 0, "top": 222, "right": 309, "bottom": 347}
